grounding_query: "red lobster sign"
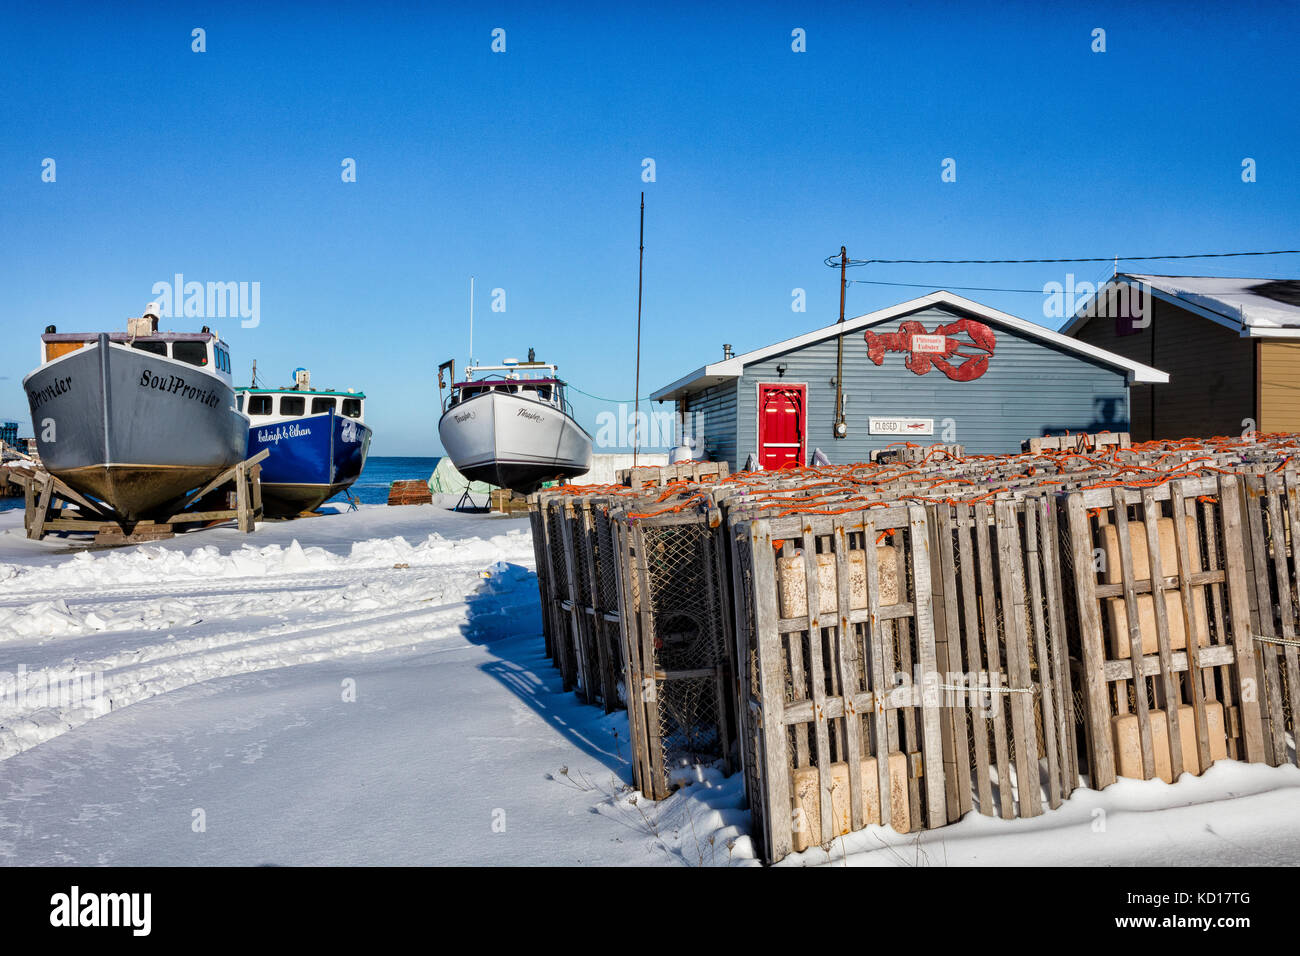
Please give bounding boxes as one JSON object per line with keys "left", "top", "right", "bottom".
{"left": 864, "top": 318, "right": 996, "bottom": 382}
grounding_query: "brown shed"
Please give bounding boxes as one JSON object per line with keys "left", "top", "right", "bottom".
{"left": 1063, "top": 274, "right": 1300, "bottom": 440}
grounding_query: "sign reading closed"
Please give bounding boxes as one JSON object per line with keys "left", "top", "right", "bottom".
{"left": 868, "top": 417, "right": 934, "bottom": 436}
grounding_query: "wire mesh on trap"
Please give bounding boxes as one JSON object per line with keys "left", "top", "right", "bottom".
{"left": 546, "top": 506, "right": 569, "bottom": 602}
{"left": 641, "top": 522, "right": 731, "bottom": 783}
{"left": 593, "top": 510, "right": 620, "bottom": 612}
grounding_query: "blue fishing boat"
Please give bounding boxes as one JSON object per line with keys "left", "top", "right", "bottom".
{"left": 236, "top": 369, "right": 372, "bottom": 516}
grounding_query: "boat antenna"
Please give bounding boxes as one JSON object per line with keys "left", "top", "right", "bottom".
{"left": 634, "top": 191, "right": 644, "bottom": 467}
{"left": 251, "top": 359, "right": 258, "bottom": 388}
{"left": 468, "top": 274, "right": 475, "bottom": 370}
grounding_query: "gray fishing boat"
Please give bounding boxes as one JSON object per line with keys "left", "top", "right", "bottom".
{"left": 21, "top": 305, "right": 247, "bottom": 519}
{"left": 437, "top": 355, "right": 593, "bottom": 492}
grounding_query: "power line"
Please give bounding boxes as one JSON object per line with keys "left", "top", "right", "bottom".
{"left": 825, "top": 249, "right": 1300, "bottom": 268}
{"left": 568, "top": 383, "right": 653, "bottom": 404}
{"left": 849, "top": 278, "right": 1045, "bottom": 293}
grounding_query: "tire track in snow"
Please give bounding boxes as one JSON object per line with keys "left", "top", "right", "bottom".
{"left": 0, "top": 536, "right": 538, "bottom": 761}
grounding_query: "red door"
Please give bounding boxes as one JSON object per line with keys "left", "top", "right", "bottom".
{"left": 758, "top": 384, "right": 806, "bottom": 470}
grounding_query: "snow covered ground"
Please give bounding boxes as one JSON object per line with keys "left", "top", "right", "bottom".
{"left": 0, "top": 500, "right": 1296, "bottom": 866}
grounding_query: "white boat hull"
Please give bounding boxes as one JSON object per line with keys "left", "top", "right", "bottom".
{"left": 438, "top": 390, "right": 592, "bottom": 491}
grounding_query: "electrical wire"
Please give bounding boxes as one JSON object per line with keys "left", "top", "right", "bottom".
{"left": 849, "top": 279, "right": 1045, "bottom": 293}
{"left": 567, "top": 384, "right": 654, "bottom": 404}
{"left": 825, "top": 249, "right": 1300, "bottom": 268}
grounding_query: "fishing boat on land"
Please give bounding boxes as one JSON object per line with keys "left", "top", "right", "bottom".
{"left": 20, "top": 306, "right": 247, "bottom": 519}
{"left": 237, "top": 368, "right": 372, "bottom": 516}
{"left": 437, "top": 354, "right": 592, "bottom": 492}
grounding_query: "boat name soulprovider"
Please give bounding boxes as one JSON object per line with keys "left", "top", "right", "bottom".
{"left": 139, "top": 370, "right": 222, "bottom": 408}
{"left": 256, "top": 424, "right": 312, "bottom": 444}
{"left": 28, "top": 375, "right": 73, "bottom": 410}
{"left": 516, "top": 409, "right": 545, "bottom": 423}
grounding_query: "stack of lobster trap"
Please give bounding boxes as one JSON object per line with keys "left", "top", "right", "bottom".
{"left": 529, "top": 432, "right": 1300, "bottom": 864}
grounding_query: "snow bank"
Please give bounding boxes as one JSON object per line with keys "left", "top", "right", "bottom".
{"left": 0, "top": 528, "right": 538, "bottom": 760}
{"left": 774, "top": 759, "right": 1300, "bottom": 867}
{"left": 0, "top": 529, "right": 531, "bottom": 594}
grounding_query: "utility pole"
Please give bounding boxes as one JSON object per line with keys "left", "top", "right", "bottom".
{"left": 634, "top": 192, "right": 645, "bottom": 467}
{"left": 834, "top": 245, "right": 848, "bottom": 438}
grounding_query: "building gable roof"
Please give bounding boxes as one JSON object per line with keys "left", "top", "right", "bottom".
{"left": 651, "top": 290, "right": 1167, "bottom": 401}
{"left": 1062, "top": 274, "right": 1300, "bottom": 339}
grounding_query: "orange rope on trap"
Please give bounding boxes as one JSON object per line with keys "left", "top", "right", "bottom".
{"left": 597, "top": 430, "right": 1300, "bottom": 523}
{"left": 626, "top": 492, "right": 708, "bottom": 520}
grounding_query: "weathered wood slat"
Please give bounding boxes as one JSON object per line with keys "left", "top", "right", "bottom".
{"left": 861, "top": 514, "right": 894, "bottom": 835}
{"left": 1025, "top": 498, "right": 1063, "bottom": 809}
{"left": 1111, "top": 487, "right": 1157, "bottom": 780}
{"left": 1140, "top": 488, "right": 1184, "bottom": 779}
{"left": 1217, "top": 476, "right": 1266, "bottom": 764}
{"left": 995, "top": 500, "right": 1040, "bottom": 816}
{"left": 751, "top": 519, "right": 793, "bottom": 862}
{"left": 1281, "top": 470, "right": 1300, "bottom": 767}
{"left": 953, "top": 504, "right": 994, "bottom": 814}
{"left": 1066, "top": 493, "right": 1116, "bottom": 789}
{"left": 974, "top": 502, "right": 1014, "bottom": 817}
{"left": 908, "top": 505, "right": 947, "bottom": 827}
{"left": 800, "top": 526, "right": 835, "bottom": 845}
{"left": 833, "top": 519, "right": 868, "bottom": 830}
{"left": 1241, "top": 475, "right": 1286, "bottom": 764}
{"left": 934, "top": 505, "right": 971, "bottom": 819}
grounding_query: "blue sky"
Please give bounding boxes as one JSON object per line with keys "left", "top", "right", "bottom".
{"left": 2, "top": 1, "right": 1297, "bottom": 454}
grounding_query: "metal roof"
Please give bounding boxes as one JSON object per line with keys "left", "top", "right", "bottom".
{"left": 237, "top": 387, "right": 366, "bottom": 398}
{"left": 1063, "top": 274, "right": 1300, "bottom": 339}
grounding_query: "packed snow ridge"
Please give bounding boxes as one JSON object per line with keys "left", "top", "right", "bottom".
{"left": 0, "top": 529, "right": 535, "bottom": 760}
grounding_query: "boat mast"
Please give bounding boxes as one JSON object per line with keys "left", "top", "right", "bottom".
{"left": 468, "top": 275, "right": 475, "bottom": 374}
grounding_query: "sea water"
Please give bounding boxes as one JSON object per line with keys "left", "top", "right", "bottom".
{"left": 344, "top": 456, "right": 441, "bottom": 506}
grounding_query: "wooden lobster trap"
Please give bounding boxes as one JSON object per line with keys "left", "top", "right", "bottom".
{"left": 611, "top": 501, "right": 737, "bottom": 801}
{"left": 1239, "top": 469, "right": 1300, "bottom": 767}
{"left": 565, "top": 496, "right": 626, "bottom": 712}
{"left": 729, "top": 503, "right": 948, "bottom": 864}
{"left": 618, "top": 459, "right": 731, "bottom": 491}
{"left": 534, "top": 494, "right": 583, "bottom": 693}
{"left": 526, "top": 498, "right": 556, "bottom": 660}
{"left": 529, "top": 492, "right": 626, "bottom": 710}
{"left": 929, "top": 494, "right": 1078, "bottom": 823}
{"left": 1063, "top": 476, "right": 1267, "bottom": 790}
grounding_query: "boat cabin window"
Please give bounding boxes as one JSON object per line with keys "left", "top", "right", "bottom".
{"left": 247, "top": 395, "right": 272, "bottom": 415}
{"left": 524, "top": 384, "right": 552, "bottom": 402}
{"left": 173, "top": 341, "right": 210, "bottom": 368}
{"left": 236, "top": 394, "right": 245, "bottom": 412}
{"left": 342, "top": 398, "right": 362, "bottom": 418}
{"left": 132, "top": 340, "right": 168, "bottom": 356}
{"left": 311, "top": 397, "right": 336, "bottom": 415}
{"left": 280, "top": 396, "right": 305, "bottom": 416}
{"left": 214, "top": 347, "right": 230, "bottom": 373}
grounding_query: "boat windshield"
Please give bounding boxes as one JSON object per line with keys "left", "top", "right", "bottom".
{"left": 449, "top": 378, "right": 568, "bottom": 414}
